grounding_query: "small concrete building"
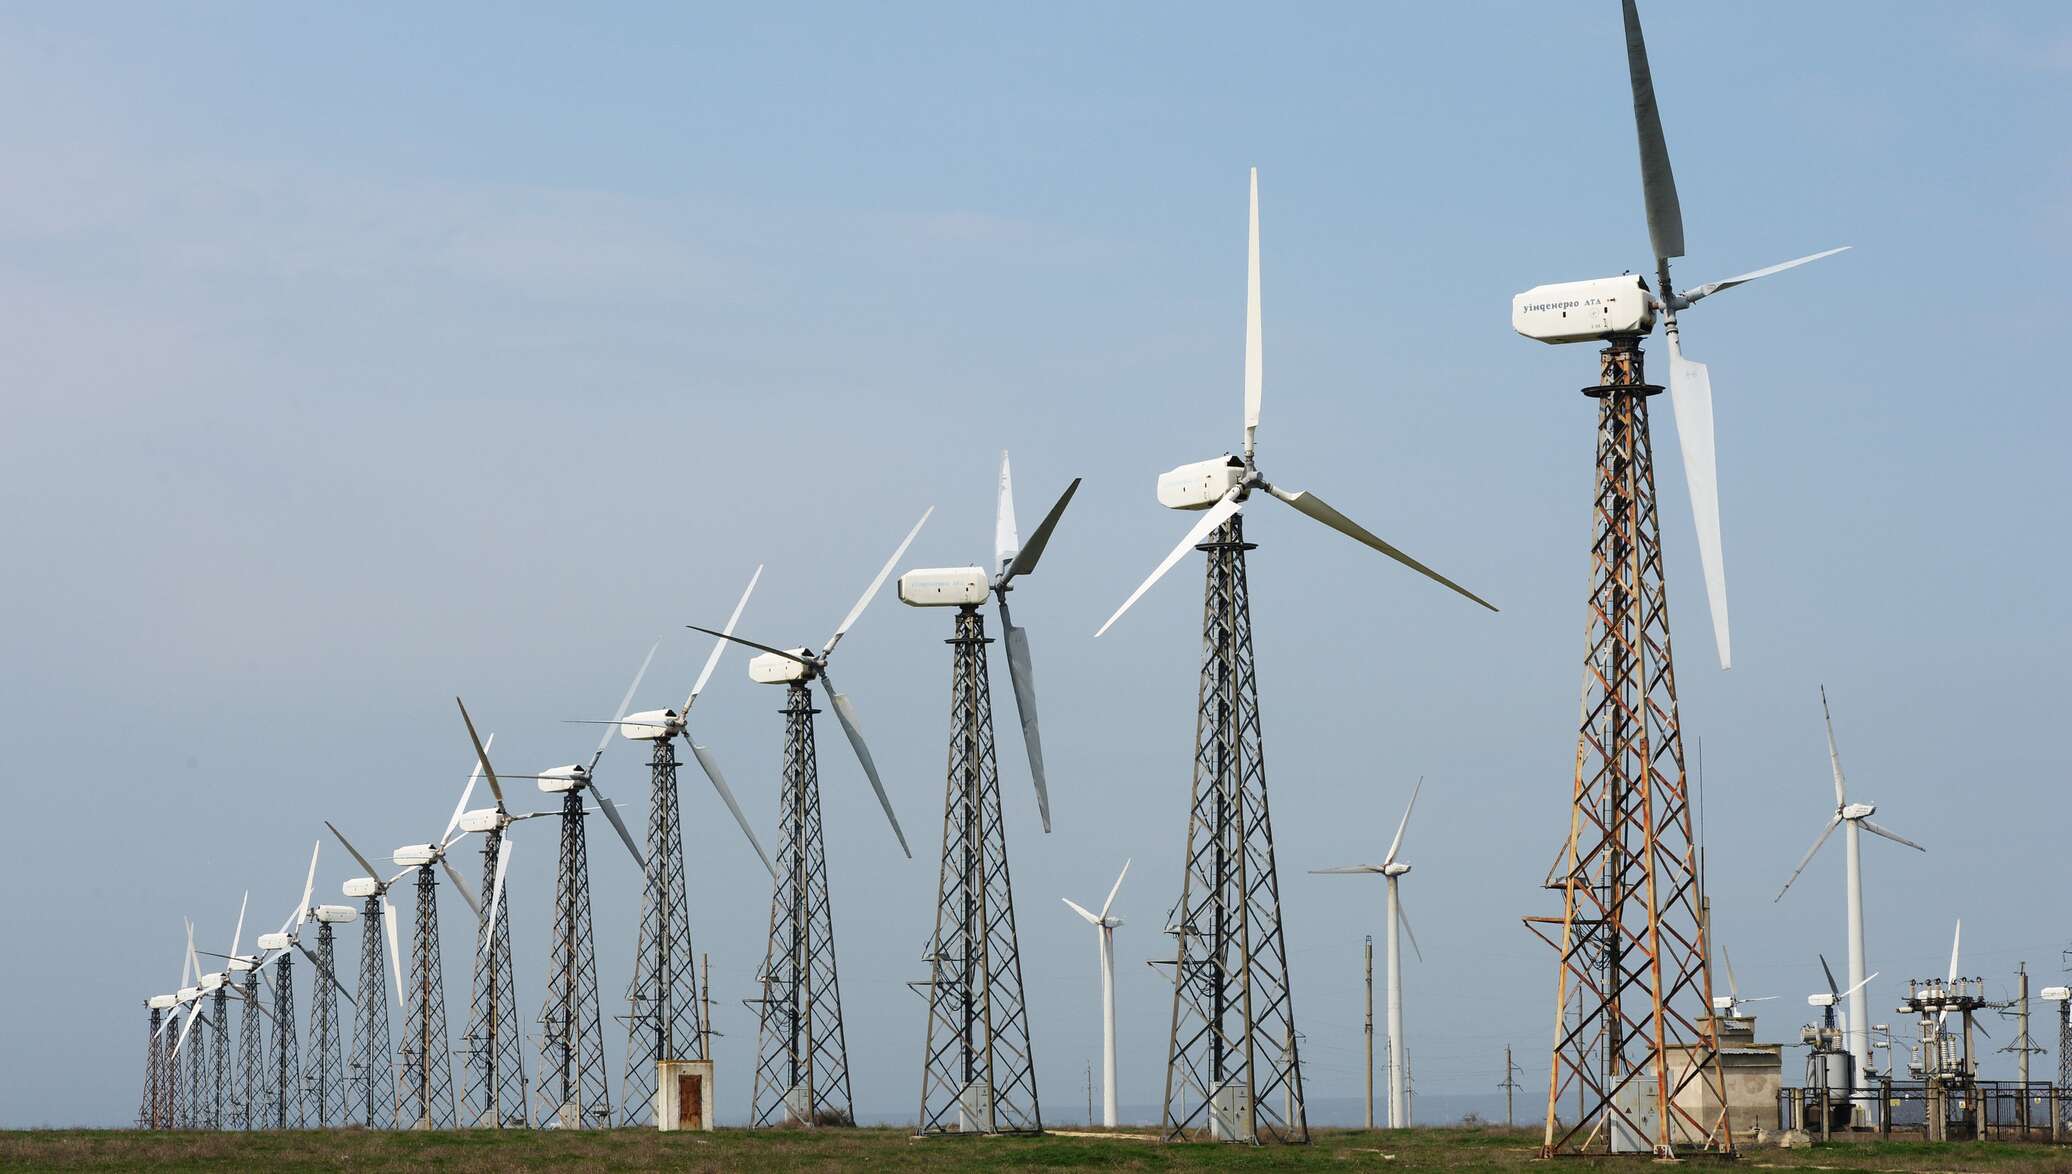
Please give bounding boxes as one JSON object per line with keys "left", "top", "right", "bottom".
{"left": 1664, "top": 1014, "right": 1784, "bottom": 1144}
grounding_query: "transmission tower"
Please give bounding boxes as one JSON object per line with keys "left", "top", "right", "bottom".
{"left": 1157, "top": 514, "right": 1306, "bottom": 1144}
{"left": 916, "top": 606, "right": 1041, "bottom": 1135}
{"left": 234, "top": 970, "right": 267, "bottom": 1130}
{"left": 749, "top": 684, "right": 854, "bottom": 1127}
{"left": 398, "top": 864, "right": 458, "bottom": 1129}
{"left": 1524, "top": 340, "right": 1729, "bottom": 1156}
{"left": 622, "top": 738, "right": 703, "bottom": 1124}
{"left": 465, "top": 821, "right": 528, "bottom": 1127}
{"left": 536, "top": 787, "right": 612, "bottom": 1128}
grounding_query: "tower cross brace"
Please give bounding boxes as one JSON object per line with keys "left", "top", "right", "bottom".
{"left": 536, "top": 788, "right": 611, "bottom": 1128}
{"left": 399, "top": 864, "right": 457, "bottom": 1129}
{"left": 466, "top": 827, "right": 528, "bottom": 1127}
{"left": 622, "top": 737, "right": 705, "bottom": 1125}
{"left": 346, "top": 895, "right": 395, "bottom": 1129}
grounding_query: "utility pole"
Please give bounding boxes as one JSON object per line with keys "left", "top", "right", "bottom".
{"left": 1364, "top": 935, "right": 1375, "bottom": 1130}
{"left": 1500, "top": 1045, "right": 1523, "bottom": 1127}
{"left": 1086, "top": 1059, "right": 1093, "bottom": 1126}
{"left": 1999, "top": 961, "right": 2044, "bottom": 1131}
{"left": 699, "top": 953, "right": 713, "bottom": 1062}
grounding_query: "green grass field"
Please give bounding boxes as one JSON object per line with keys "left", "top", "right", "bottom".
{"left": 3, "top": 1126, "right": 2069, "bottom": 1172}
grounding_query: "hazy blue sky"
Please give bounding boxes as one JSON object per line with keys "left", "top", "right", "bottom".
{"left": 3, "top": 1, "right": 2068, "bottom": 1127}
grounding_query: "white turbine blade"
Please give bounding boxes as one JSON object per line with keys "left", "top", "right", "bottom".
{"left": 1062, "top": 897, "right": 1102, "bottom": 926}
{"left": 296, "top": 840, "right": 321, "bottom": 928}
{"left": 1384, "top": 777, "right": 1422, "bottom": 868}
{"left": 182, "top": 919, "right": 197, "bottom": 987}
{"left": 819, "top": 678, "right": 912, "bottom": 858}
{"left": 1621, "top": 0, "right": 1684, "bottom": 262}
{"left": 1723, "top": 945, "right": 1740, "bottom": 1001}
{"left": 1398, "top": 901, "right": 1424, "bottom": 963}
{"left": 229, "top": 891, "right": 248, "bottom": 961}
{"left": 1841, "top": 969, "right": 1880, "bottom": 1002}
{"left": 999, "top": 618, "right": 1051, "bottom": 833}
{"left": 994, "top": 450, "right": 1020, "bottom": 572}
{"left": 1099, "top": 858, "right": 1132, "bottom": 922}
{"left": 383, "top": 897, "right": 403, "bottom": 1009}
{"left": 684, "top": 625, "right": 808, "bottom": 665}
{"left": 1947, "top": 920, "right": 1962, "bottom": 983}
{"left": 441, "top": 856, "right": 481, "bottom": 917}
{"left": 1774, "top": 813, "right": 1843, "bottom": 901}
{"left": 186, "top": 920, "right": 203, "bottom": 984}
{"left": 685, "top": 565, "right": 763, "bottom": 712}
{"left": 1094, "top": 495, "right": 1242, "bottom": 637}
{"left": 589, "top": 780, "right": 647, "bottom": 869}
{"left": 1666, "top": 332, "right": 1729, "bottom": 670}
{"left": 173, "top": 1001, "right": 204, "bottom": 1056}
{"left": 593, "top": 641, "right": 661, "bottom": 769}
{"left": 295, "top": 939, "right": 355, "bottom": 1006}
{"left": 689, "top": 740, "right": 777, "bottom": 879}
{"left": 1858, "top": 819, "right": 1925, "bottom": 853}
{"left": 481, "top": 837, "right": 512, "bottom": 959}
{"left": 445, "top": 739, "right": 487, "bottom": 843}
{"left": 825, "top": 506, "right": 934, "bottom": 656}
{"left": 1678, "top": 247, "right": 1850, "bottom": 308}
{"left": 1266, "top": 484, "right": 1497, "bottom": 611}
{"left": 456, "top": 697, "right": 505, "bottom": 810}
{"left": 1820, "top": 685, "right": 1847, "bottom": 806}
{"left": 1243, "top": 166, "right": 1263, "bottom": 459}
{"left": 1310, "top": 865, "right": 1386, "bottom": 875}
{"left": 1001, "top": 478, "right": 1081, "bottom": 584}
{"left": 326, "top": 821, "right": 382, "bottom": 884}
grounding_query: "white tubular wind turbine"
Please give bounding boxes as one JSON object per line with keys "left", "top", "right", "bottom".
{"left": 1062, "top": 858, "right": 1129, "bottom": 1127}
{"left": 1314, "top": 779, "right": 1424, "bottom": 1129}
{"left": 1776, "top": 686, "right": 1924, "bottom": 1098}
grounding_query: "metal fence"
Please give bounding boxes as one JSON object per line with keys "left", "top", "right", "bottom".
{"left": 1780, "top": 1081, "right": 2066, "bottom": 1143}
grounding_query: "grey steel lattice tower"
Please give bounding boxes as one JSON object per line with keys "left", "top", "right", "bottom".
{"left": 1093, "top": 170, "right": 1493, "bottom": 1144}
{"left": 914, "top": 606, "right": 1041, "bottom": 1134}
{"left": 142, "top": 996, "right": 175, "bottom": 1128}
{"left": 268, "top": 952, "right": 304, "bottom": 1127}
{"left": 616, "top": 593, "right": 776, "bottom": 1127}
{"left": 328, "top": 820, "right": 404, "bottom": 1130}
{"left": 451, "top": 705, "right": 531, "bottom": 1129}
{"left": 234, "top": 969, "right": 267, "bottom": 1130}
{"left": 686, "top": 511, "right": 932, "bottom": 1129}
{"left": 209, "top": 984, "right": 230, "bottom": 1130}
{"left": 538, "top": 785, "right": 612, "bottom": 1127}
{"left": 904, "top": 457, "right": 1077, "bottom": 1136}
{"left": 138, "top": 1002, "right": 161, "bottom": 1129}
{"left": 182, "top": 1002, "right": 208, "bottom": 1128}
{"left": 398, "top": 862, "right": 458, "bottom": 1129}
{"left": 306, "top": 916, "right": 351, "bottom": 1125}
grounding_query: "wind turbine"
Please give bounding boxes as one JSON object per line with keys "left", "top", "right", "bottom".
{"left": 1094, "top": 170, "right": 1490, "bottom": 1144}
{"left": 1775, "top": 686, "right": 1924, "bottom": 1101}
{"left": 327, "top": 820, "right": 409, "bottom": 1129}
{"left": 1062, "top": 859, "right": 1129, "bottom": 1129}
{"left": 617, "top": 568, "right": 774, "bottom": 1125}
{"left": 905, "top": 455, "right": 1077, "bottom": 1136}
{"left": 1710, "top": 947, "right": 1779, "bottom": 1020}
{"left": 250, "top": 841, "right": 326, "bottom": 1128}
{"left": 689, "top": 507, "right": 932, "bottom": 1128}
{"left": 392, "top": 758, "right": 483, "bottom": 1130}
{"left": 527, "top": 647, "right": 655, "bottom": 1128}
{"left": 1314, "top": 779, "right": 1426, "bottom": 1129}
{"left": 1511, "top": 0, "right": 1850, "bottom": 672}
{"left": 451, "top": 706, "right": 536, "bottom": 1128}
{"left": 1805, "top": 954, "right": 1878, "bottom": 1122}
{"left": 167, "top": 920, "right": 208, "bottom": 1128}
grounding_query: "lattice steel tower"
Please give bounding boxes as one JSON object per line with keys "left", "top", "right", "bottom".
{"left": 398, "top": 862, "right": 458, "bottom": 1129}
{"left": 268, "top": 952, "right": 304, "bottom": 1127}
{"left": 306, "top": 917, "right": 350, "bottom": 1125}
{"left": 140, "top": 997, "right": 174, "bottom": 1129}
{"left": 326, "top": 820, "right": 402, "bottom": 1131}
{"left": 619, "top": 572, "right": 776, "bottom": 1126}
{"left": 536, "top": 785, "right": 612, "bottom": 1127}
{"left": 1524, "top": 340, "right": 1728, "bottom": 1155}
{"left": 451, "top": 704, "right": 531, "bottom": 1130}
{"left": 234, "top": 969, "right": 267, "bottom": 1129}
{"left": 915, "top": 607, "right": 1041, "bottom": 1134}
{"left": 622, "top": 738, "right": 703, "bottom": 1123}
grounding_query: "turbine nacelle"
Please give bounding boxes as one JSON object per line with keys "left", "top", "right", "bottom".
{"left": 147, "top": 994, "right": 179, "bottom": 1011}
{"left": 177, "top": 985, "right": 200, "bottom": 1002}
{"left": 616, "top": 707, "right": 682, "bottom": 741}
{"left": 1841, "top": 802, "right": 1876, "bottom": 820}
{"left": 341, "top": 876, "right": 380, "bottom": 899}
{"left": 254, "top": 932, "right": 291, "bottom": 953}
{"left": 1511, "top": 275, "right": 1657, "bottom": 345}
{"left": 456, "top": 807, "right": 505, "bottom": 834}
{"left": 535, "top": 765, "right": 588, "bottom": 794}
{"left": 200, "top": 972, "right": 226, "bottom": 992}
{"left": 897, "top": 566, "right": 990, "bottom": 607}
{"left": 313, "top": 904, "right": 358, "bottom": 924}
{"left": 747, "top": 649, "right": 815, "bottom": 685}
{"left": 392, "top": 842, "right": 443, "bottom": 867}
{"left": 226, "top": 955, "right": 259, "bottom": 973}
{"left": 2040, "top": 987, "right": 2071, "bottom": 1002}
{"left": 1808, "top": 992, "right": 1839, "bottom": 1008}
{"left": 1157, "top": 455, "right": 1248, "bottom": 511}
{"left": 1382, "top": 862, "right": 1412, "bottom": 878}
